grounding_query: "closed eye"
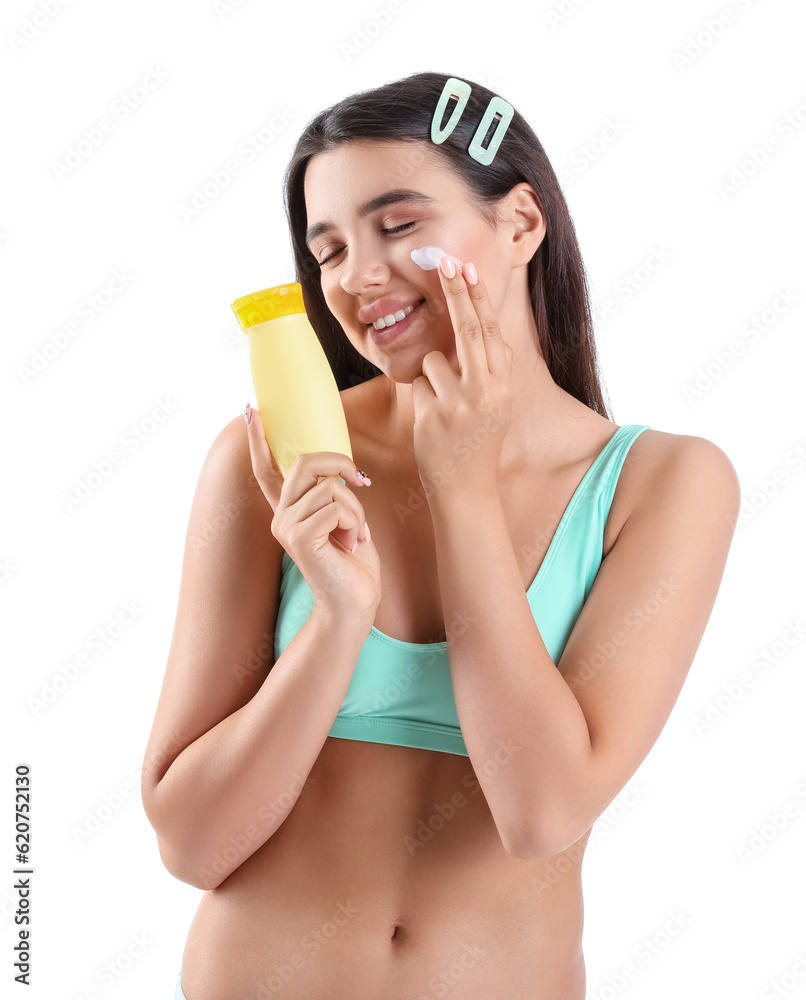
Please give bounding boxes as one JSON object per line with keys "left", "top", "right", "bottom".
{"left": 317, "top": 222, "right": 417, "bottom": 267}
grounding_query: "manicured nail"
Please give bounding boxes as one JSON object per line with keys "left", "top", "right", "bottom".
{"left": 464, "top": 262, "right": 478, "bottom": 285}
{"left": 355, "top": 468, "right": 372, "bottom": 486}
{"left": 244, "top": 402, "right": 251, "bottom": 425}
{"left": 440, "top": 254, "right": 456, "bottom": 278}
{"left": 364, "top": 520, "right": 371, "bottom": 543}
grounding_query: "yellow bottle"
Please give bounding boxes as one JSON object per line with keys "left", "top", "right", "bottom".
{"left": 231, "top": 283, "right": 353, "bottom": 479}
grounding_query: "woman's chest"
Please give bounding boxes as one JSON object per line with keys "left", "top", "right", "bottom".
{"left": 357, "top": 468, "right": 625, "bottom": 646}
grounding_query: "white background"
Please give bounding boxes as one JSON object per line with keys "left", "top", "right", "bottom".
{"left": 2, "top": 0, "right": 805, "bottom": 998}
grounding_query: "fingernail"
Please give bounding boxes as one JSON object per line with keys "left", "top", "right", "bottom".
{"left": 355, "top": 469, "right": 372, "bottom": 486}
{"left": 350, "top": 538, "right": 358, "bottom": 553}
{"left": 440, "top": 254, "right": 456, "bottom": 278}
{"left": 464, "top": 262, "right": 478, "bottom": 285}
{"left": 244, "top": 402, "right": 251, "bottom": 425}
{"left": 364, "top": 520, "right": 371, "bottom": 543}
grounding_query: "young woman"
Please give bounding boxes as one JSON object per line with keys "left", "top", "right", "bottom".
{"left": 142, "top": 72, "right": 740, "bottom": 1000}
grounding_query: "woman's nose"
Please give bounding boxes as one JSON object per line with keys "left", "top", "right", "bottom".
{"left": 339, "top": 248, "right": 391, "bottom": 293}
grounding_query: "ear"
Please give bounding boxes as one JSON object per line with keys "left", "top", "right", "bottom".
{"left": 502, "top": 183, "right": 546, "bottom": 266}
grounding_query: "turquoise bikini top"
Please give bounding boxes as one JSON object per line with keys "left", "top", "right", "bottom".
{"left": 274, "top": 424, "right": 652, "bottom": 757}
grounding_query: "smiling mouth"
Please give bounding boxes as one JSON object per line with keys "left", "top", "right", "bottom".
{"left": 368, "top": 299, "right": 426, "bottom": 331}
{"left": 368, "top": 300, "right": 428, "bottom": 345}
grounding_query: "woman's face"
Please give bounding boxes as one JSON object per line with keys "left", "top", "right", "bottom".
{"left": 303, "top": 140, "right": 505, "bottom": 383}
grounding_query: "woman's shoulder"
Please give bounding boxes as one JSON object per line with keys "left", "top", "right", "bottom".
{"left": 204, "top": 414, "right": 273, "bottom": 513}
{"left": 626, "top": 425, "right": 737, "bottom": 476}
{"left": 619, "top": 425, "right": 741, "bottom": 522}
{"left": 210, "top": 412, "right": 253, "bottom": 468}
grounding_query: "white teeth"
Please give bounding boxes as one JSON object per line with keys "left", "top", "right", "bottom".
{"left": 372, "top": 302, "right": 416, "bottom": 330}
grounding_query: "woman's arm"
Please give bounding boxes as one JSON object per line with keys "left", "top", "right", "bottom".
{"left": 140, "top": 417, "right": 372, "bottom": 890}
{"left": 428, "top": 433, "right": 741, "bottom": 860}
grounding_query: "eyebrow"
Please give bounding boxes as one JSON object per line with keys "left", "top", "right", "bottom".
{"left": 304, "top": 189, "right": 436, "bottom": 250}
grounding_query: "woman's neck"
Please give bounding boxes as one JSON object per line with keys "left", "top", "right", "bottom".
{"left": 378, "top": 349, "right": 599, "bottom": 479}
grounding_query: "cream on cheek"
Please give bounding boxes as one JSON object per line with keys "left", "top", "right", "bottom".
{"left": 324, "top": 230, "right": 473, "bottom": 334}
{"left": 410, "top": 246, "right": 464, "bottom": 270}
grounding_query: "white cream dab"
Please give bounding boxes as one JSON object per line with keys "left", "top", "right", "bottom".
{"left": 410, "top": 246, "right": 464, "bottom": 271}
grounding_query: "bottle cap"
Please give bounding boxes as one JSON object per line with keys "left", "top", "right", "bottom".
{"left": 231, "top": 282, "right": 306, "bottom": 331}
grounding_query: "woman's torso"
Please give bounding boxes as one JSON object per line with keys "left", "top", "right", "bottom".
{"left": 179, "top": 380, "right": 654, "bottom": 1000}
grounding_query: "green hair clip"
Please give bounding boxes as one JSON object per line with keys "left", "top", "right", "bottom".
{"left": 430, "top": 77, "right": 514, "bottom": 166}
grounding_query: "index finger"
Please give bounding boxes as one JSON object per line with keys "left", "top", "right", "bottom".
{"left": 245, "top": 407, "right": 366, "bottom": 508}
{"left": 461, "top": 266, "right": 508, "bottom": 376}
{"left": 286, "top": 453, "right": 367, "bottom": 507}
{"left": 243, "top": 405, "right": 284, "bottom": 511}
{"left": 438, "top": 257, "right": 505, "bottom": 380}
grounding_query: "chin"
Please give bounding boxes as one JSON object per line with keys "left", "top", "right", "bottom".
{"left": 373, "top": 360, "right": 421, "bottom": 386}
{"left": 380, "top": 347, "right": 461, "bottom": 385}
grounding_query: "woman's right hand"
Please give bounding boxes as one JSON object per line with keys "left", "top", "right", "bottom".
{"left": 244, "top": 404, "right": 381, "bottom": 624}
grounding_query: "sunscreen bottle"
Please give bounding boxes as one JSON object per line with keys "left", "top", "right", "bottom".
{"left": 231, "top": 283, "right": 352, "bottom": 479}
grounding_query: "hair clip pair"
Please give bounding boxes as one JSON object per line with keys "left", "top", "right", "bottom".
{"left": 430, "top": 77, "right": 514, "bottom": 166}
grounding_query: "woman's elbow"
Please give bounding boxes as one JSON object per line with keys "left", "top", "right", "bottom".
{"left": 154, "top": 833, "right": 226, "bottom": 890}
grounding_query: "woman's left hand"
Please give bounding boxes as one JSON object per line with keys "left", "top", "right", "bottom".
{"left": 411, "top": 256, "right": 514, "bottom": 502}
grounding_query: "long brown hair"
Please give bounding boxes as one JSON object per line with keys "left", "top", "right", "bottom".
{"left": 282, "top": 70, "right": 612, "bottom": 418}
